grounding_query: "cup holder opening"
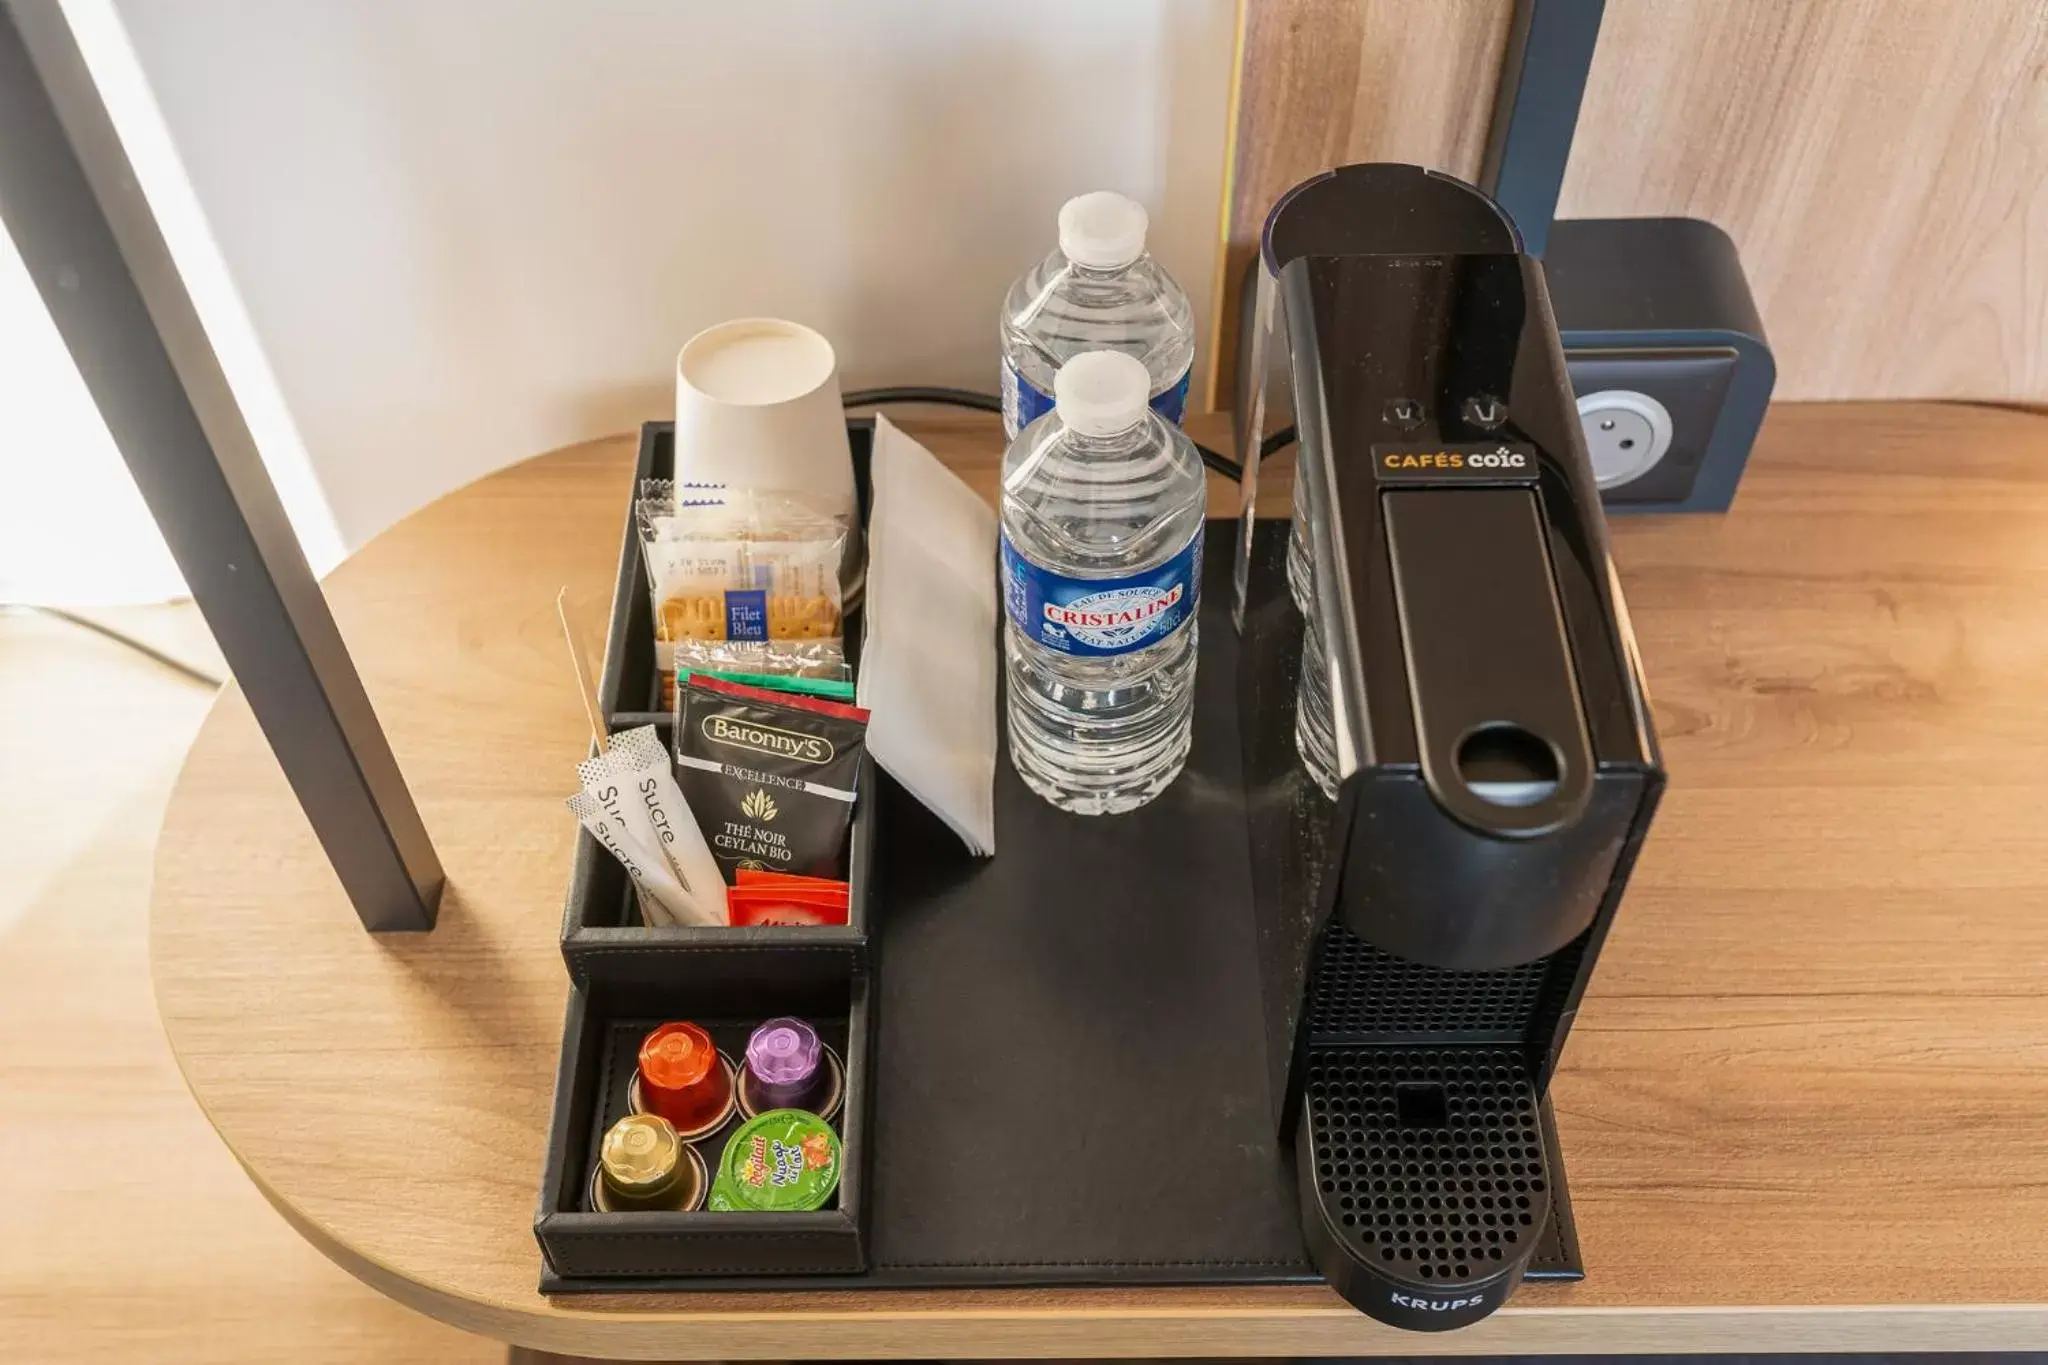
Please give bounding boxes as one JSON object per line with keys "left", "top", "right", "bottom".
{"left": 1394, "top": 1082, "right": 1450, "bottom": 1130}
{"left": 1456, "top": 725, "right": 1560, "bottom": 808}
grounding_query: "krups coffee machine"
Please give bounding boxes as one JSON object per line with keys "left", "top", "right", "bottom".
{"left": 1235, "top": 164, "right": 1664, "bottom": 1330}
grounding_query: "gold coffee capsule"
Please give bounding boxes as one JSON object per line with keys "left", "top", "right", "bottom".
{"left": 594, "top": 1112, "right": 704, "bottom": 1212}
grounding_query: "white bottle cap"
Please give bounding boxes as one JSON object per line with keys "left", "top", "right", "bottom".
{"left": 1058, "top": 191, "right": 1149, "bottom": 271}
{"left": 1054, "top": 350, "right": 1151, "bottom": 437}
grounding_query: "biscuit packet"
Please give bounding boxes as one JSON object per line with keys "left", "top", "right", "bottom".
{"left": 636, "top": 484, "right": 850, "bottom": 709}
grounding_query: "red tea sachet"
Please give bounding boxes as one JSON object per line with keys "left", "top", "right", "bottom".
{"left": 735, "top": 868, "right": 852, "bottom": 897}
{"left": 727, "top": 885, "right": 851, "bottom": 927}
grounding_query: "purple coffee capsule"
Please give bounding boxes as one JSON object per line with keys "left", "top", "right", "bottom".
{"left": 739, "top": 1016, "right": 843, "bottom": 1121}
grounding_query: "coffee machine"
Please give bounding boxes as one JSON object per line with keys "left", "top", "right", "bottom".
{"left": 1234, "top": 164, "right": 1664, "bottom": 1331}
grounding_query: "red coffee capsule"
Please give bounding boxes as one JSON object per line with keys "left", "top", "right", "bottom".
{"left": 635, "top": 1021, "right": 735, "bottom": 1140}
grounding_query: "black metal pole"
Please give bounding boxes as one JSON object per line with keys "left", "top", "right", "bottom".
{"left": 0, "top": 1, "right": 444, "bottom": 931}
{"left": 1478, "top": 0, "right": 1605, "bottom": 258}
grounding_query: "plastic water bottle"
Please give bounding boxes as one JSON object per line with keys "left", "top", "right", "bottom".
{"left": 1000, "top": 191, "right": 1196, "bottom": 440}
{"left": 1000, "top": 351, "right": 1207, "bottom": 814}
{"left": 1290, "top": 468, "right": 1340, "bottom": 797}
{"left": 1296, "top": 604, "right": 1341, "bottom": 800}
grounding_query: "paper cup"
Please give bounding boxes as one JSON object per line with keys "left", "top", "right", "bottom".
{"left": 674, "top": 318, "right": 856, "bottom": 523}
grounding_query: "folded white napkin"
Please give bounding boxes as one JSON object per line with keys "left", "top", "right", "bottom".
{"left": 859, "top": 416, "right": 997, "bottom": 855}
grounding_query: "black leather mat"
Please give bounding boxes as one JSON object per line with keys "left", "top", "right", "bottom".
{"left": 542, "top": 523, "right": 1580, "bottom": 1293}
{"left": 866, "top": 573, "right": 1310, "bottom": 1282}
{"left": 855, "top": 526, "right": 1577, "bottom": 1287}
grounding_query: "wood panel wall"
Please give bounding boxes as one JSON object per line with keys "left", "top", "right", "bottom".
{"left": 1218, "top": 0, "right": 2048, "bottom": 405}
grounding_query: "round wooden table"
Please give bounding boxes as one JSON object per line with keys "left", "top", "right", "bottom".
{"left": 149, "top": 421, "right": 1370, "bottom": 1361}
{"left": 153, "top": 410, "right": 2048, "bottom": 1359}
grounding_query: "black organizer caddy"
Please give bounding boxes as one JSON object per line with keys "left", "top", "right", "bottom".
{"left": 538, "top": 423, "right": 878, "bottom": 1285}
{"left": 557, "top": 422, "right": 875, "bottom": 987}
{"left": 535, "top": 421, "right": 1586, "bottom": 1294}
{"left": 536, "top": 961, "right": 871, "bottom": 1279}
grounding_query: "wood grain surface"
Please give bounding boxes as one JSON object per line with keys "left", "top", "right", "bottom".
{"left": 151, "top": 405, "right": 2048, "bottom": 1358}
{"left": 1212, "top": 0, "right": 1510, "bottom": 406}
{"left": 0, "top": 608, "right": 497, "bottom": 1364}
{"left": 1222, "top": 0, "right": 2048, "bottom": 404}
{"left": 1226, "top": 0, "right": 1508, "bottom": 245}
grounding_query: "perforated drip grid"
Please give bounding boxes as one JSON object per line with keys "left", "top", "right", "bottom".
{"left": 1304, "top": 1047, "right": 1548, "bottom": 1286}
{"left": 1308, "top": 922, "right": 1588, "bottom": 1046}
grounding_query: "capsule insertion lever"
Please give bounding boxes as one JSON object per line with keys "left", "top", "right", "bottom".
{"left": 1381, "top": 486, "right": 1593, "bottom": 839}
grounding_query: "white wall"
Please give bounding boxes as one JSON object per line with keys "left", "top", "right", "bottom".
{"left": 1, "top": 0, "right": 345, "bottom": 606}
{"left": 114, "top": 0, "right": 1234, "bottom": 551}
{"left": 0, "top": 222, "right": 185, "bottom": 605}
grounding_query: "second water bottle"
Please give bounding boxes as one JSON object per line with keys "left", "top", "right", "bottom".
{"left": 1000, "top": 192, "right": 1196, "bottom": 440}
{"left": 1000, "top": 351, "right": 1207, "bottom": 815}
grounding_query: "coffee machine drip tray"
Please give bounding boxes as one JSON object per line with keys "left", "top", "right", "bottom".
{"left": 1284, "top": 920, "right": 1592, "bottom": 1328}
{"left": 1303, "top": 1047, "right": 1550, "bottom": 1277}
{"left": 1310, "top": 1047, "right": 1548, "bottom": 1285}
{"left": 1298, "top": 1048, "right": 1561, "bottom": 1321}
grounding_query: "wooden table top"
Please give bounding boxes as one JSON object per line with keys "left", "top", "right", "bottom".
{"left": 152, "top": 404, "right": 2048, "bottom": 1359}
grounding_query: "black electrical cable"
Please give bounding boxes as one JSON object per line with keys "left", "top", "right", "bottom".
{"left": 8, "top": 401, "right": 1286, "bottom": 693}
{"left": 843, "top": 386, "right": 1297, "bottom": 483}
{"left": 0, "top": 602, "right": 224, "bottom": 688}
{"left": 841, "top": 385, "right": 1001, "bottom": 414}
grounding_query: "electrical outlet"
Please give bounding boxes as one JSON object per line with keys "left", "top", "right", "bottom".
{"left": 1577, "top": 389, "right": 1672, "bottom": 489}
{"left": 1549, "top": 218, "right": 1775, "bottom": 512}
{"left": 1562, "top": 347, "right": 1740, "bottom": 506}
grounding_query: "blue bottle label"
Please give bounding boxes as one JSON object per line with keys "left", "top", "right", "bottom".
{"left": 1001, "top": 359, "right": 1194, "bottom": 437}
{"left": 1001, "top": 525, "right": 1203, "bottom": 657}
{"left": 1152, "top": 366, "right": 1191, "bottom": 424}
{"left": 1001, "top": 359, "right": 1056, "bottom": 437}
{"left": 724, "top": 589, "right": 768, "bottom": 641}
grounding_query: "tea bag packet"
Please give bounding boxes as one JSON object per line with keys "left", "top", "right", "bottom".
{"left": 676, "top": 675, "right": 870, "bottom": 883}
{"left": 636, "top": 484, "right": 851, "bottom": 707}
{"left": 565, "top": 789, "right": 694, "bottom": 928}
{"left": 576, "top": 725, "right": 725, "bottom": 927}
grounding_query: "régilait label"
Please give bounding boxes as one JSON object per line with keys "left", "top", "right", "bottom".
{"left": 1001, "top": 527, "right": 1202, "bottom": 658}
{"left": 1001, "top": 360, "right": 1193, "bottom": 438}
